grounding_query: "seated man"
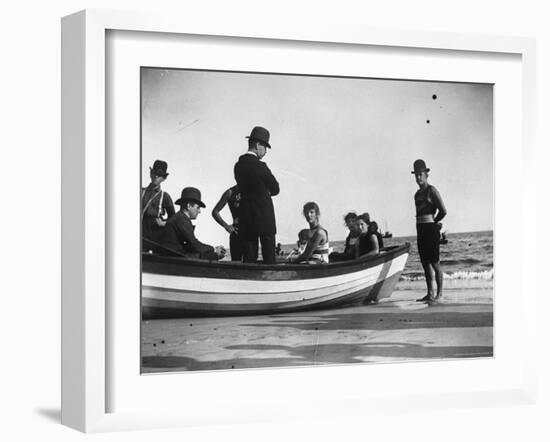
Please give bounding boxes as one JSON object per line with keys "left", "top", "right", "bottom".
{"left": 289, "top": 202, "right": 330, "bottom": 264}
{"left": 159, "top": 187, "right": 225, "bottom": 260}
{"left": 329, "top": 212, "right": 362, "bottom": 262}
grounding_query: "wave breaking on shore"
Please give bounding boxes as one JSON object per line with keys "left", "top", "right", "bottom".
{"left": 401, "top": 269, "right": 493, "bottom": 281}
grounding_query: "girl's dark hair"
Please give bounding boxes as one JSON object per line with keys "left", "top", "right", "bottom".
{"left": 298, "top": 229, "right": 310, "bottom": 241}
{"left": 357, "top": 212, "right": 371, "bottom": 224}
{"left": 344, "top": 212, "right": 357, "bottom": 223}
{"left": 303, "top": 201, "right": 320, "bottom": 216}
{"left": 368, "top": 221, "right": 379, "bottom": 233}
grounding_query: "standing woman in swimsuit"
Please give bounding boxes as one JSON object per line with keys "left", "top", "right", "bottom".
{"left": 412, "top": 159, "right": 447, "bottom": 304}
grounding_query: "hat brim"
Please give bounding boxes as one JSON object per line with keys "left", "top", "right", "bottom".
{"left": 411, "top": 168, "right": 430, "bottom": 174}
{"left": 245, "top": 136, "right": 271, "bottom": 148}
{"left": 175, "top": 198, "right": 206, "bottom": 208}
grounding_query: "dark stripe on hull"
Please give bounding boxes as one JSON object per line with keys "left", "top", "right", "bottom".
{"left": 142, "top": 244, "right": 410, "bottom": 281}
{"left": 142, "top": 272, "right": 403, "bottom": 319}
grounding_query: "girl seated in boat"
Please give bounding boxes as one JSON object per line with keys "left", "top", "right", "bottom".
{"left": 329, "top": 211, "right": 362, "bottom": 262}
{"left": 355, "top": 215, "right": 381, "bottom": 258}
{"left": 286, "top": 229, "right": 310, "bottom": 261}
{"left": 288, "top": 202, "right": 330, "bottom": 264}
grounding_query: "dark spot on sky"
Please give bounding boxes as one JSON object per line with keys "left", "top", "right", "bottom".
{"left": 432, "top": 94, "right": 437, "bottom": 100}
{"left": 426, "top": 120, "right": 430, "bottom": 124}
{"left": 161, "top": 340, "right": 165, "bottom": 344}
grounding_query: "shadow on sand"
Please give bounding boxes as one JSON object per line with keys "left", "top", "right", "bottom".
{"left": 242, "top": 309, "right": 493, "bottom": 332}
{"left": 142, "top": 308, "right": 493, "bottom": 372}
{"left": 142, "top": 340, "right": 493, "bottom": 372}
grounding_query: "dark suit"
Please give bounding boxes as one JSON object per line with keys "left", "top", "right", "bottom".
{"left": 159, "top": 211, "right": 219, "bottom": 260}
{"left": 141, "top": 184, "right": 175, "bottom": 243}
{"left": 234, "top": 152, "right": 280, "bottom": 264}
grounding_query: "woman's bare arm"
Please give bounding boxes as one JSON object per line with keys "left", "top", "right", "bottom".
{"left": 211, "top": 188, "right": 235, "bottom": 233}
{"left": 431, "top": 186, "right": 447, "bottom": 223}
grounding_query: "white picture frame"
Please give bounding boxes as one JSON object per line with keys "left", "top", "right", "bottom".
{"left": 61, "top": 9, "right": 536, "bottom": 433}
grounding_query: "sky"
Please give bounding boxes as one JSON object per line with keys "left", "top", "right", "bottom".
{"left": 141, "top": 68, "right": 493, "bottom": 247}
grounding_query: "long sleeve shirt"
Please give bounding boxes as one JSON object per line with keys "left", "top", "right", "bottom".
{"left": 159, "top": 211, "right": 219, "bottom": 260}
{"left": 141, "top": 183, "right": 175, "bottom": 240}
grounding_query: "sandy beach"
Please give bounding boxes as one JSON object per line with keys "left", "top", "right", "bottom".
{"left": 141, "top": 287, "right": 493, "bottom": 373}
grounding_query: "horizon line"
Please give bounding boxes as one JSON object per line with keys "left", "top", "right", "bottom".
{"left": 278, "top": 229, "right": 493, "bottom": 246}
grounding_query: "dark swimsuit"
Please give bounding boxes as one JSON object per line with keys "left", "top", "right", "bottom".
{"left": 415, "top": 185, "right": 440, "bottom": 263}
{"left": 227, "top": 185, "right": 243, "bottom": 261}
{"left": 357, "top": 230, "right": 383, "bottom": 257}
{"left": 357, "top": 233, "right": 376, "bottom": 256}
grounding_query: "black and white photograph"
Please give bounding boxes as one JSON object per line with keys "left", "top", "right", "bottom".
{"left": 140, "top": 67, "right": 493, "bottom": 373}
{"left": 5, "top": 0, "right": 548, "bottom": 438}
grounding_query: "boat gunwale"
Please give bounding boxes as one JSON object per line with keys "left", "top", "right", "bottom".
{"left": 142, "top": 242, "right": 410, "bottom": 273}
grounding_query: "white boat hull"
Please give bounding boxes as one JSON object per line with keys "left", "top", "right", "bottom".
{"left": 142, "top": 245, "right": 409, "bottom": 318}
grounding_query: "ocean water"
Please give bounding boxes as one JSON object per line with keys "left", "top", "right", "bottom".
{"left": 384, "top": 230, "right": 493, "bottom": 297}
{"left": 385, "top": 230, "right": 492, "bottom": 279}
{"left": 281, "top": 230, "right": 493, "bottom": 293}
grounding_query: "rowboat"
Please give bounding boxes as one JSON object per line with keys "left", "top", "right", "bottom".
{"left": 142, "top": 243, "right": 410, "bottom": 318}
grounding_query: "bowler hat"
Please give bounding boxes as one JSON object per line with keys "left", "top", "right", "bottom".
{"left": 245, "top": 126, "right": 271, "bottom": 148}
{"left": 150, "top": 160, "right": 169, "bottom": 177}
{"left": 411, "top": 159, "right": 430, "bottom": 174}
{"left": 175, "top": 187, "right": 206, "bottom": 208}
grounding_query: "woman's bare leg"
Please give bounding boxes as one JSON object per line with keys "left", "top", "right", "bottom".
{"left": 416, "top": 261, "right": 435, "bottom": 301}
{"left": 432, "top": 261, "right": 443, "bottom": 299}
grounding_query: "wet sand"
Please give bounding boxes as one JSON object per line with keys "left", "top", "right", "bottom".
{"left": 141, "top": 288, "right": 493, "bottom": 373}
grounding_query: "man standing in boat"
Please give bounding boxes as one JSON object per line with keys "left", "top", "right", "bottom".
{"left": 211, "top": 185, "right": 243, "bottom": 261}
{"left": 234, "top": 126, "right": 280, "bottom": 264}
{"left": 412, "top": 159, "right": 447, "bottom": 304}
{"left": 141, "top": 160, "right": 175, "bottom": 247}
{"left": 159, "top": 187, "right": 226, "bottom": 260}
